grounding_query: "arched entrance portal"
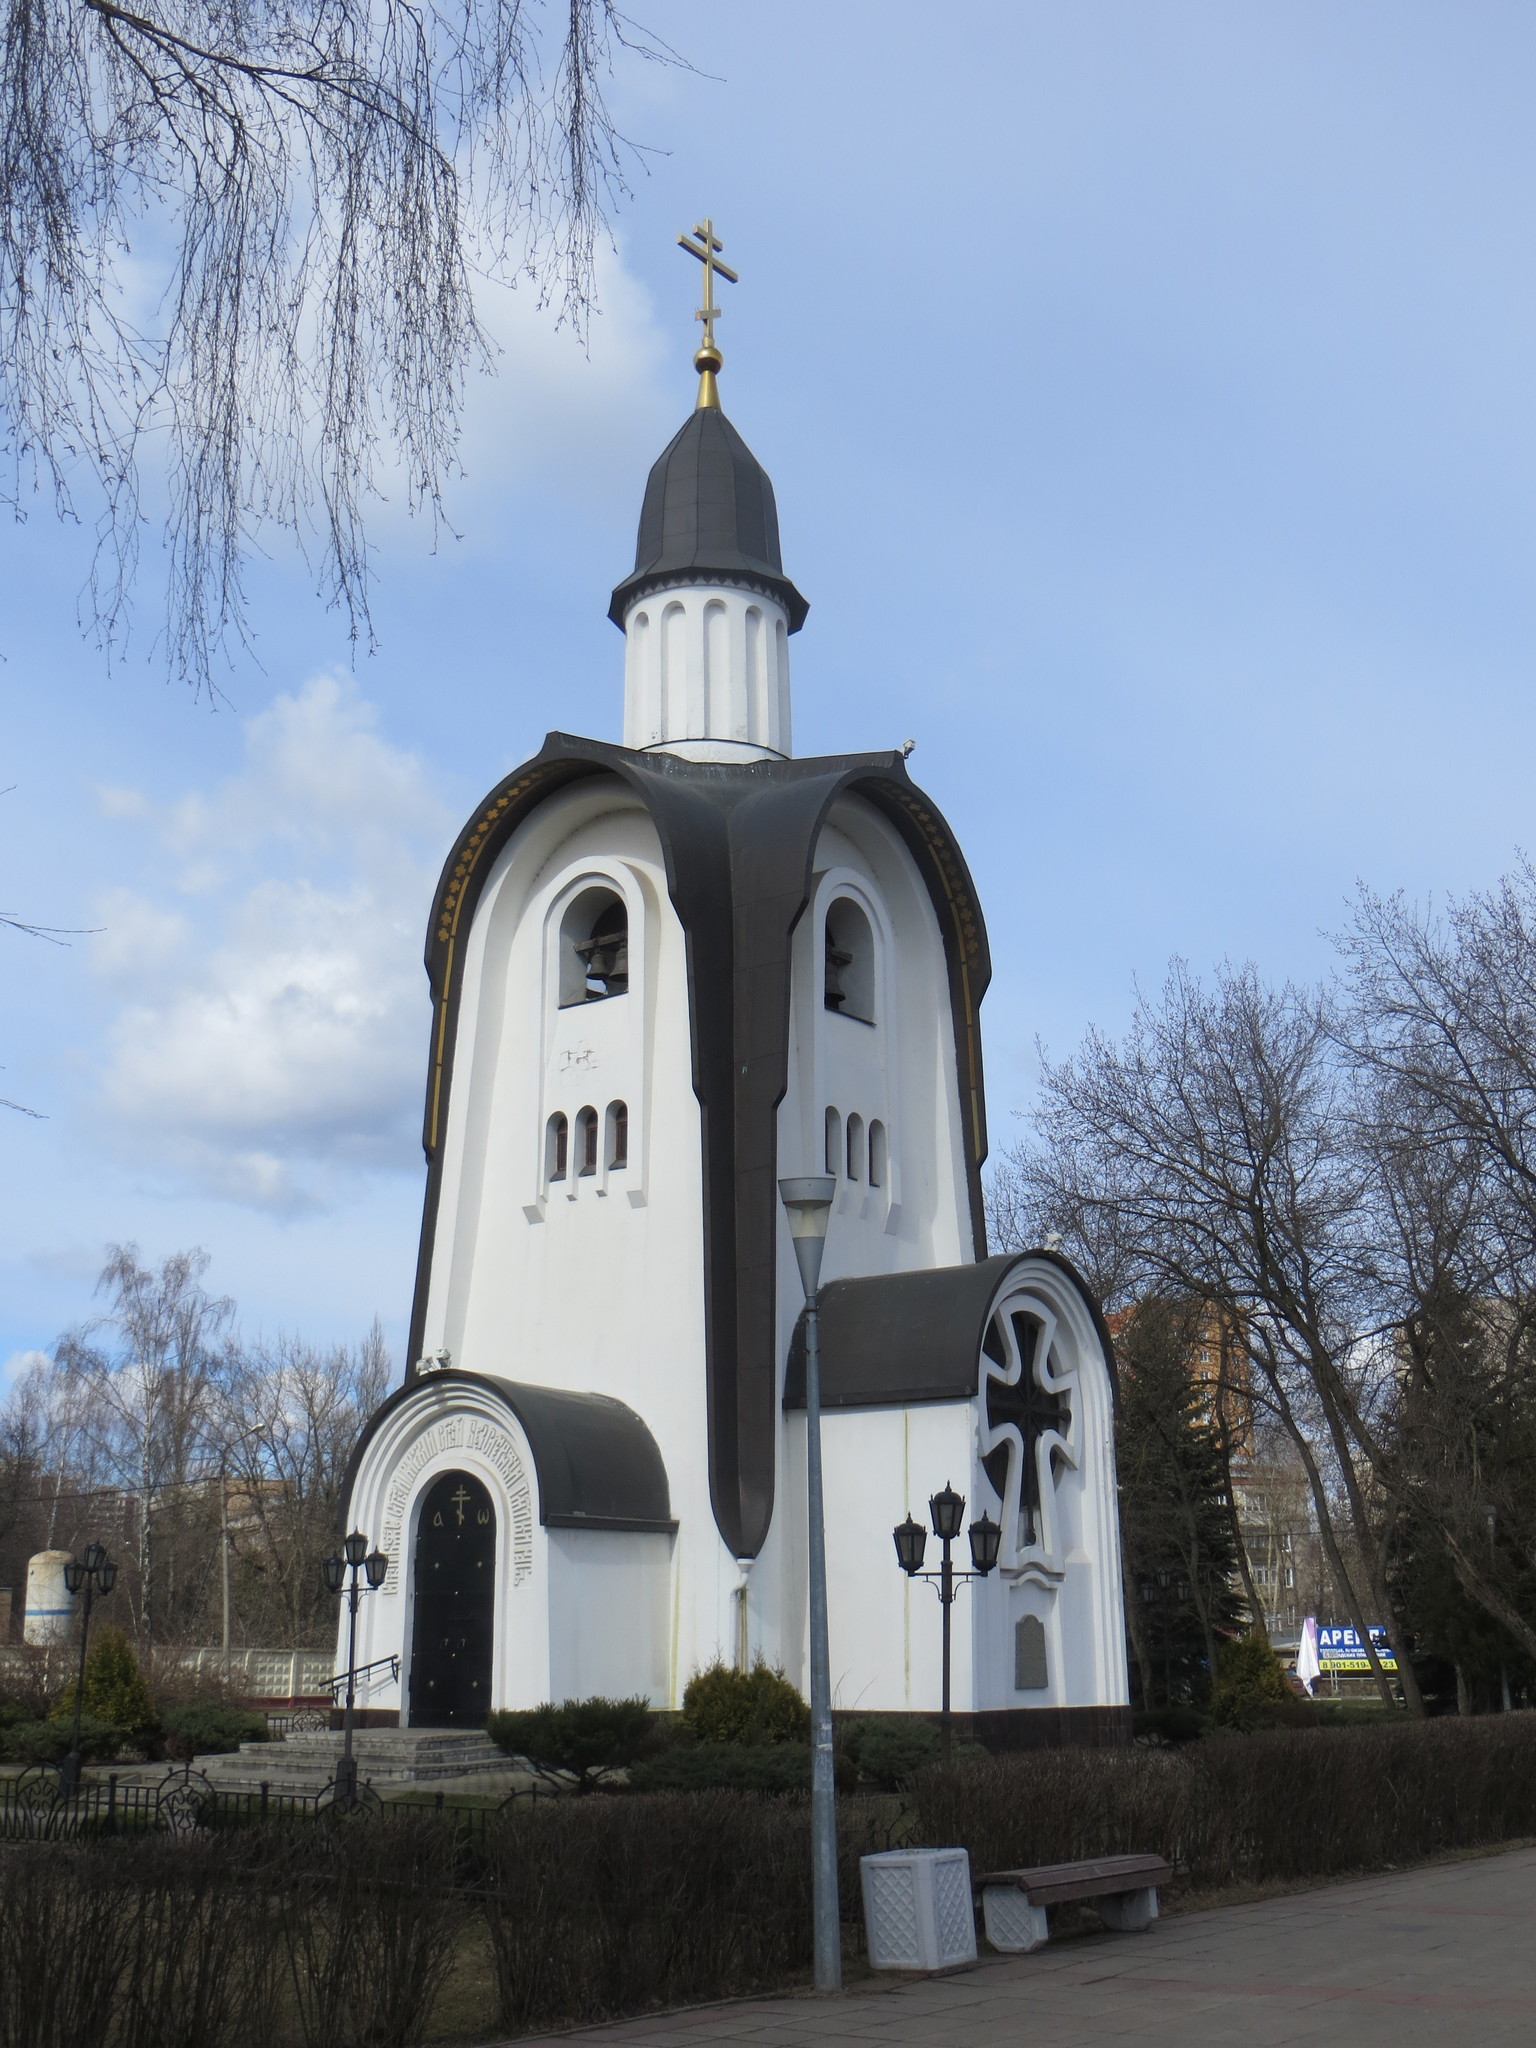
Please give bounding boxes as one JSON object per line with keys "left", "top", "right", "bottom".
{"left": 409, "top": 1470, "right": 495, "bottom": 1727}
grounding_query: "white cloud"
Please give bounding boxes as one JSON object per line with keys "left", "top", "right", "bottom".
{"left": 2, "top": 1349, "right": 49, "bottom": 1391}
{"left": 90, "top": 675, "right": 450, "bottom": 1213}
{"left": 368, "top": 239, "right": 674, "bottom": 547}
{"left": 96, "top": 786, "right": 150, "bottom": 822}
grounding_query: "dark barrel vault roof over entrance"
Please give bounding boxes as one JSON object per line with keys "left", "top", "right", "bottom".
{"left": 341, "top": 1372, "right": 676, "bottom": 1534}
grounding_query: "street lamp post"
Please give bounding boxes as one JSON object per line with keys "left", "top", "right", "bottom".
{"left": 220, "top": 1422, "right": 262, "bottom": 1681}
{"left": 61, "top": 1542, "right": 118, "bottom": 1793}
{"left": 892, "top": 1487, "right": 1000, "bottom": 1759}
{"left": 322, "top": 1531, "right": 389, "bottom": 1806}
{"left": 778, "top": 1174, "right": 840, "bottom": 1994}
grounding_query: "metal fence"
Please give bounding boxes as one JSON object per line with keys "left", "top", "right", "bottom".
{"left": 0, "top": 1762, "right": 539, "bottom": 1844}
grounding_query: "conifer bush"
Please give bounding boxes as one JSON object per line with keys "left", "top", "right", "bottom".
{"left": 161, "top": 1703, "right": 271, "bottom": 1761}
{"left": 1211, "top": 1628, "right": 1295, "bottom": 1730}
{"left": 680, "top": 1660, "right": 810, "bottom": 1745}
{"left": 51, "top": 1627, "right": 158, "bottom": 1751}
{"left": 486, "top": 1696, "right": 656, "bottom": 1790}
{"left": 0, "top": 1711, "right": 122, "bottom": 1764}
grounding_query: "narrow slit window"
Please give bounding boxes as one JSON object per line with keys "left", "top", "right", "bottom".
{"left": 824, "top": 1106, "right": 842, "bottom": 1177}
{"left": 577, "top": 1106, "right": 599, "bottom": 1176}
{"left": 607, "top": 1100, "right": 629, "bottom": 1170}
{"left": 846, "top": 1112, "right": 865, "bottom": 1182}
{"left": 868, "top": 1120, "right": 887, "bottom": 1188}
{"left": 545, "top": 1113, "right": 568, "bottom": 1182}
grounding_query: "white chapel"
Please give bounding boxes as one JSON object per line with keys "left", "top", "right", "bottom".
{"left": 339, "top": 228, "right": 1129, "bottom": 1744}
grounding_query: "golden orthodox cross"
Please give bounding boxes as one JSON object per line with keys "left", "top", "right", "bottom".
{"left": 678, "top": 219, "right": 738, "bottom": 354}
{"left": 450, "top": 1484, "right": 471, "bottom": 1527}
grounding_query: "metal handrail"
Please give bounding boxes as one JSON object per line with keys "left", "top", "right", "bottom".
{"left": 326, "top": 1653, "right": 400, "bottom": 1702}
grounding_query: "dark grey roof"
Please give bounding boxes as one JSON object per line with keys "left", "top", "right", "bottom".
{"left": 411, "top": 734, "right": 995, "bottom": 1559}
{"left": 341, "top": 1372, "right": 675, "bottom": 1534}
{"left": 608, "top": 407, "right": 809, "bottom": 630}
{"left": 782, "top": 1252, "right": 1119, "bottom": 1411}
{"left": 487, "top": 1379, "right": 674, "bottom": 1530}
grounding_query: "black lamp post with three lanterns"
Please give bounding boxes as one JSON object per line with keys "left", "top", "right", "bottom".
{"left": 893, "top": 1484, "right": 1001, "bottom": 1758}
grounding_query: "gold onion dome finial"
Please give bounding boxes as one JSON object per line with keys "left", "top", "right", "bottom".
{"left": 678, "top": 217, "right": 737, "bottom": 410}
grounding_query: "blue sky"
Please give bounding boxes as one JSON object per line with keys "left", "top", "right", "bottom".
{"left": 5, "top": 1, "right": 1536, "bottom": 1375}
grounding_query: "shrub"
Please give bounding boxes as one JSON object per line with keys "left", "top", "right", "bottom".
{"left": 2, "top": 1712, "right": 123, "bottom": 1764}
{"left": 0, "top": 1824, "right": 464, "bottom": 2048}
{"left": 841, "top": 1715, "right": 938, "bottom": 1786}
{"left": 474, "top": 1790, "right": 883, "bottom": 2032}
{"left": 486, "top": 1697, "right": 656, "bottom": 1791}
{"left": 627, "top": 1740, "right": 815, "bottom": 1793}
{"left": 275, "top": 1818, "right": 470, "bottom": 2048}
{"left": 910, "top": 1714, "right": 1536, "bottom": 1890}
{"left": 53, "top": 1627, "right": 158, "bottom": 1750}
{"left": 680, "top": 1660, "right": 810, "bottom": 1746}
{"left": 162, "top": 1703, "right": 271, "bottom": 1761}
{"left": 1211, "top": 1628, "right": 1294, "bottom": 1730}
{"left": 0, "top": 1645, "right": 61, "bottom": 1722}
{"left": 1133, "top": 1704, "right": 1208, "bottom": 1745}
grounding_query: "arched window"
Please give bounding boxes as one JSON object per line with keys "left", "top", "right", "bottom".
{"left": 824, "top": 1106, "right": 842, "bottom": 1177}
{"left": 824, "top": 898, "right": 875, "bottom": 1023}
{"left": 606, "top": 1100, "right": 629, "bottom": 1171}
{"left": 545, "top": 1112, "right": 568, "bottom": 1182}
{"left": 868, "top": 1119, "right": 888, "bottom": 1189}
{"left": 559, "top": 888, "right": 629, "bottom": 1007}
{"left": 576, "top": 1106, "right": 599, "bottom": 1176}
{"left": 846, "top": 1112, "right": 865, "bottom": 1182}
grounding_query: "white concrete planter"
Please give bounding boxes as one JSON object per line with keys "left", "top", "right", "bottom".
{"left": 860, "top": 1847, "right": 976, "bottom": 1972}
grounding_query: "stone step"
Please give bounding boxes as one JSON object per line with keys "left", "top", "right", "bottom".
{"left": 244, "top": 1739, "right": 506, "bottom": 1769}
{"left": 187, "top": 1724, "right": 512, "bottom": 1791}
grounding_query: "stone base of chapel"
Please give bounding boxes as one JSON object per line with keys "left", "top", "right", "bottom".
{"left": 957, "top": 1705, "right": 1131, "bottom": 1749}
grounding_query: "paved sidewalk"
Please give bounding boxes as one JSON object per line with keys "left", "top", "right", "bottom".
{"left": 513, "top": 1844, "right": 1536, "bottom": 2047}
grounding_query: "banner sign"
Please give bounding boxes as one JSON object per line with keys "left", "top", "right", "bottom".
{"left": 1316, "top": 1624, "right": 1397, "bottom": 1673}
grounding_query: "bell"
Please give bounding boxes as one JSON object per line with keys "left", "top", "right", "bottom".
{"left": 824, "top": 938, "right": 852, "bottom": 1010}
{"left": 576, "top": 912, "right": 629, "bottom": 997}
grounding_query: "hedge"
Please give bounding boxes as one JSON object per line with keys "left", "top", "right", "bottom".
{"left": 2, "top": 1714, "right": 1534, "bottom": 2044}
{"left": 911, "top": 1714, "right": 1536, "bottom": 1889}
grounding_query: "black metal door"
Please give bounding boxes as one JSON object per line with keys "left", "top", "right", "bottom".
{"left": 409, "top": 1470, "right": 495, "bottom": 1727}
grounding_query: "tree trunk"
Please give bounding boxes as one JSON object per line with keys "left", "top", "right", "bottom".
{"left": 1257, "top": 1355, "right": 1400, "bottom": 1709}
{"left": 1122, "top": 1556, "right": 1156, "bottom": 1710}
{"left": 1304, "top": 1348, "right": 1425, "bottom": 1715}
{"left": 1216, "top": 1420, "right": 1263, "bottom": 1626}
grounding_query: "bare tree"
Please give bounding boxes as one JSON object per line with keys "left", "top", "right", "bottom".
{"left": 1337, "top": 868, "right": 1536, "bottom": 1666}
{"left": 1011, "top": 962, "right": 1418, "bottom": 1710}
{"left": 53, "top": 1244, "right": 235, "bottom": 1635}
{"left": 214, "top": 1322, "right": 389, "bottom": 1645}
{"left": 2, "top": 0, "right": 676, "bottom": 690}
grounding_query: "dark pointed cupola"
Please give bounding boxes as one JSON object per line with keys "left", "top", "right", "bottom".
{"left": 611, "top": 222, "right": 807, "bottom": 760}
{"left": 608, "top": 408, "right": 809, "bottom": 630}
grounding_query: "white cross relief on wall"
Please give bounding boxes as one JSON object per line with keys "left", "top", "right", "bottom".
{"left": 977, "top": 1293, "right": 1079, "bottom": 1580}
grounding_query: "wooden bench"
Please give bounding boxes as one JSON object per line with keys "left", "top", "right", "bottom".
{"left": 974, "top": 1853, "right": 1172, "bottom": 1953}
